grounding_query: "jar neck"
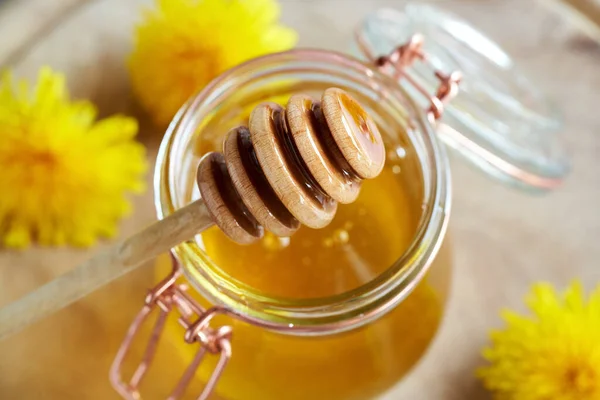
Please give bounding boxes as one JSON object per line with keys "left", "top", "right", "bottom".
{"left": 155, "top": 49, "right": 451, "bottom": 336}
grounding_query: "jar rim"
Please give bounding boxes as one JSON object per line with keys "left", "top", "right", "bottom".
{"left": 155, "top": 48, "right": 451, "bottom": 336}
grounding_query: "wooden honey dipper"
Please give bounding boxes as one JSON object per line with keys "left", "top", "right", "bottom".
{"left": 199, "top": 87, "right": 385, "bottom": 244}
{"left": 0, "top": 88, "right": 385, "bottom": 339}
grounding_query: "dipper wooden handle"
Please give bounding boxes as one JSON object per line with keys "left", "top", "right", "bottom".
{"left": 0, "top": 88, "right": 385, "bottom": 339}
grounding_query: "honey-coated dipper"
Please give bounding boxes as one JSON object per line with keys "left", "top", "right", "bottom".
{"left": 0, "top": 88, "right": 385, "bottom": 339}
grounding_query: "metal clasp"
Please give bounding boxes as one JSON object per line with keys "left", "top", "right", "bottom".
{"left": 357, "top": 33, "right": 462, "bottom": 120}
{"left": 110, "top": 255, "right": 232, "bottom": 400}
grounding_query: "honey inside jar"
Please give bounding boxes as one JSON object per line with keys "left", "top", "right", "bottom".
{"left": 157, "top": 88, "right": 452, "bottom": 400}
{"left": 200, "top": 165, "right": 415, "bottom": 299}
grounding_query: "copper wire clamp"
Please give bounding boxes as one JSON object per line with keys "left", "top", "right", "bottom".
{"left": 109, "top": 254, "right": 232, "bottom": 400}
{"left": 359, "top": 33, "right": 462, "bottom": 120}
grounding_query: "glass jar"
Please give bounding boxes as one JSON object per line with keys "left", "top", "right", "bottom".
{"left": 138, "top": 48, "right": 453, "bottom": 400}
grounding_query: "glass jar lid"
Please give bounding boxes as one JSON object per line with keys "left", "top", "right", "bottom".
{"left": 353, "top": 3, "right": 570, "bottom": 193}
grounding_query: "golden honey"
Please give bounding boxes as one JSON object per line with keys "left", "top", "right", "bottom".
{"left": 158, "top": 153, "right": 451, "bottom": 400}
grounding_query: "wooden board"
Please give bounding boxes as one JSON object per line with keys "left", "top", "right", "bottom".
{"left": 0, "top": 0, "right": 599, "bottom": 399}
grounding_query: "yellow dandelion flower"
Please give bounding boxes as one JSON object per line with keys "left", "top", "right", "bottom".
{"left": 0, "top": 67, "right": 147, "bottom": 248}
{"left": 129, "top": 0, "right": 298, "bottom": 127}
{"left": 478, "top": 280, "right": 600, "bottom": 400}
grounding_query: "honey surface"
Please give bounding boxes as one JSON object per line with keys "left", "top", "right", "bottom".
{"left": 199, "top": 164, "right": 416, "bottom": 298}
